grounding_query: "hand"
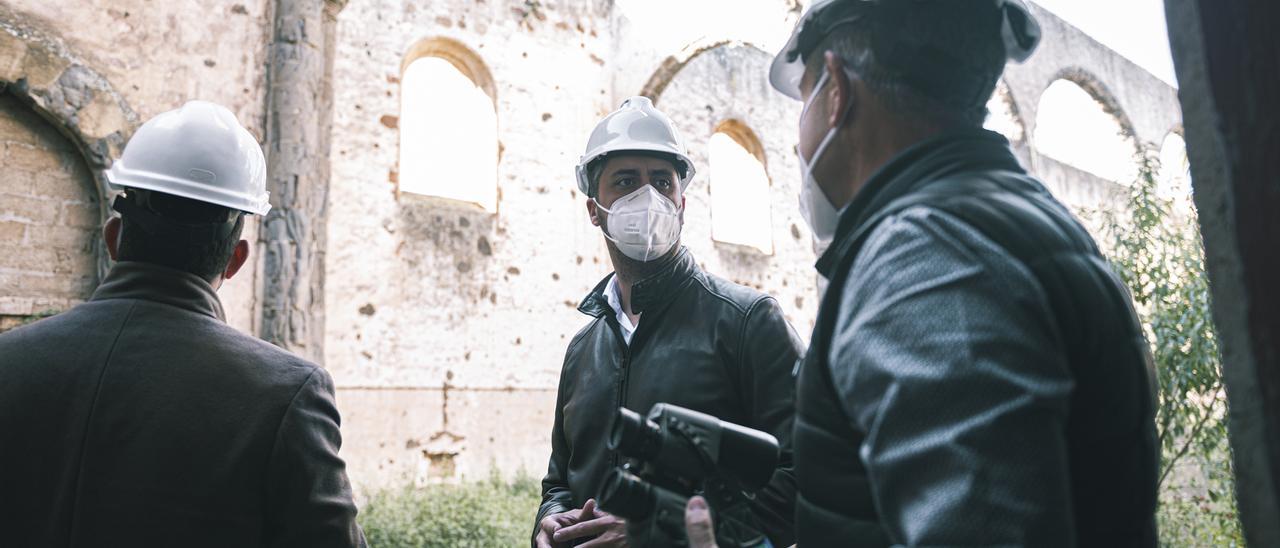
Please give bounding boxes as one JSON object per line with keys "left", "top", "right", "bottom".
{"left": 535, "top": 503, "right": 589, "bottom": 548}
{"left": 685, "top": 496, "right": 719, "bottom": 548}
{"left": 552, "top": 498, "right": 629, "bottom": 547}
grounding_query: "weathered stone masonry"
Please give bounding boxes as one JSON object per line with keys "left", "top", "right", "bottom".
{"left": 0, "top": 0, "right": 1184, "bottom": 496}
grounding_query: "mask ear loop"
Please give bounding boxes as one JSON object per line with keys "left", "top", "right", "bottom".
{"left": 799, "top": 64, "right": 858, "bottom": 184}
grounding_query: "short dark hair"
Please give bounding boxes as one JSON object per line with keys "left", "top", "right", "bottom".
{"left": 586, "top": 150, "right": 687, "bottom": 197}
{"left": 805, "top": 2, "right": 1007, "bottom": 127}
{"left": 117, "top": 191, "right": 245, "bottom": 281}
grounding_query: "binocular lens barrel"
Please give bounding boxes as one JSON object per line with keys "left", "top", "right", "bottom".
{"left": 608, "top": 407, "right": 662, "bottom": 460}
{"left": 598, "top": 468, "right": 656, "bottom": 520}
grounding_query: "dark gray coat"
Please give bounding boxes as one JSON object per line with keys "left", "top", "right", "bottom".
{"left": 0, "top": 261, "right": 365, "bottom": 547}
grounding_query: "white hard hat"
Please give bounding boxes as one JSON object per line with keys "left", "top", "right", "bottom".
{"left": 575, "top": 96, "right": 696, "bottom": 197}
{"left": 769, "top": 0, "right": 1042, "bottom": 100}
{"left": 106, "top": 100, "right": 270, "bottom": 215}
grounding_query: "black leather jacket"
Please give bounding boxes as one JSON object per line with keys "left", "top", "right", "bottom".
{"left": 536, "top": 247, "right": 801, "bottom": 547}
{"left": 795, "top": 129, "right": 1158, "bottom": 546}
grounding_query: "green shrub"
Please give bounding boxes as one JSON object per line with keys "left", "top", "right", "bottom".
{"left": 358, "top": 472, "right": 541, "bottom": 547}
{"left": 1093, "top": 150, "right": 1244, "bottom": 546}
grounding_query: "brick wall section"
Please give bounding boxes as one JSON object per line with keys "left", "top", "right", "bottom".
{"left": 0, "top": 93, "right": 99, "bottom": 331}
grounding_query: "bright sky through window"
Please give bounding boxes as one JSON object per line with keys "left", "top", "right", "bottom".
{"left": 615, "top": 0, "right": 798, "bottom": 54}
{"left": 399, "top": 56, "right": 498, "bottom": 211}
{"left": 710, "top": 129, "right": 774, "bottom": 255}
{"left": 984, "top": 81, "right": 1024, "bottom": 143}
{"left": 1035, "top": 80, "right": 1139, "bottom": 184}
{"left": 618, "top": 0, "right": 1175, "bottom": 85}
{"left": 1159, "top": 133, "right": 1191, "bottom": 199}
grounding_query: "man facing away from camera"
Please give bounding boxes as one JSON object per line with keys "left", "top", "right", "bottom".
{"left": 686, "top": 0, "right": 1160, "bottom": 546}
{"left": 0, "top": 101, "right": 365, "bottom": 547}
{"left": 533, "top": 97, "right": 802, "bottom": 548}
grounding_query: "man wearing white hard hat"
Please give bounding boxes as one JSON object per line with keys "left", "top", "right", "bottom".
{"left": 0, "top": 101, "right": 365, "bottom": 547}
{"left": 533, "top": 97, "right": 802, "bottom": 547}
{"left": 686, "top": 1, "right": 1159, "bottom": 546}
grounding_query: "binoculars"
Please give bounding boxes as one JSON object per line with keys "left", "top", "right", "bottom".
{"left": 597, "top": 403, "right": 780, "bottom": 547}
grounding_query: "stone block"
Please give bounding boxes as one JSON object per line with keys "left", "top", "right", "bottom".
{"left": 30, "top": 170, "right": 93, "bottom": 201}
{"left": 76, "top": 91, "right": 128, "bottom": 142}
{"left": 60, "top": 202, "right": 101, "bottom": 229}
{"left": 0, "top": 194, "right": 59, "bottom": 224}
{"left": 51, "top": 246, "right": 95, "bottom": 275}
{"left": 4, "top": 141, "right": 63, "bottom": 173}
{"left": 0, "top": 30, "right": 27, "bottom": 83}
{"left": 25, "top": 223, "right": 93, "bottom": 250}
{"left": 0, "top": 243, "right": 58, "bottom": 272}
{"left": 0, "top": 268, "right": 88, "bottom": 299}
{"left": 0, "top": 165, "right": 35, "bottom": 195}
{"left": 20, "top": 43, "right": 70, "bottom": 89}
{"left": 0, "top": 316, "right": 29, "bottom": 333}
{"left": 0, "top": 220, "right": 25, "bottom": 245}
{"left": 31, "top": 296, "right": 74, "bottom": 313}
{"left": 0, "top": 296, "right": 34, "bottom": 316}
{"left": 0, "top": 110, "right": 40, "bottom": 147}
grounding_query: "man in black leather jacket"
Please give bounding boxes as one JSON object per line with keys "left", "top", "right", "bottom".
{"left": 689, "top": 1, "right": 1156, "bottom": 546}
{"left": 533, "top": 97, "right": 802, "bottom": 548}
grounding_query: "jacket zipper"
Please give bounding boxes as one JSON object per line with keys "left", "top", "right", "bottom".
{"left": 610, "top": 321, "right": 631, "bottom": 469}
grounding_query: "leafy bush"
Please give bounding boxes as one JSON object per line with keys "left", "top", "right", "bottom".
{"left": 359, "top": 473, "right": 541, "bottom": 547}
{"left": 1093, "top": 150, "right": 1244, "bottom": 546}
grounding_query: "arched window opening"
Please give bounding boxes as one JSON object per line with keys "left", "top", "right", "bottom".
{"left": 709, "top": 121, "right": 773, "bottom": 255}
{"left": 1158, "top": 132, "right": 1192, "bottom": 200}
{"left": 1034, "top": 79, "right": 1139, "bottom": 184}
{"left": 399, "top": 39, "right": 498, "bottom": 212}
{"left": 983, "top": 80, "right": 1024, "bottom": 143}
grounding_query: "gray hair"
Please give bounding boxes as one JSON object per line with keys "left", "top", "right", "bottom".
{"left": 805, "top": 5, "right": 1007, "bottom": 127}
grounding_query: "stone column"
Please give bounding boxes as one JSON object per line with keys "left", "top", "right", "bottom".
{"left": 258, "top": 0, "right": 347, "bottom": 364}
{"left": 1166, "top": 0, "right": 1280, "bottom": 544}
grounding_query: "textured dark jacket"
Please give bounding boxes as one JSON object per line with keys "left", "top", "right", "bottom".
{"left": 0, "top": 262, "right": 365, "bottom": 548}
{"left": 795, "top": 130, "right": 1158, "bottom": 546}
{"left": 536, "top": 247, "right": 802, "bottom": 547}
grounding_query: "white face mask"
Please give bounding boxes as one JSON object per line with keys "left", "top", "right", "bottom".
{"left": 797, "top": 68, "right": 854, "bottom": 246}
{"left": 594, "top": 185, "right": 683, "bottom": 262}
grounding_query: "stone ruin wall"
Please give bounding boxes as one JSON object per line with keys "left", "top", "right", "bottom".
{"left": 0, "top": 0, "right": 1183, "bottom": 497}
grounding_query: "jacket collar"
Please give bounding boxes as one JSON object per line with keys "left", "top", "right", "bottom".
{"left": 90, "top": 261, "right": 226, "bottom": 322}
{"left": 578, "top": 246, "right": 701, "bottom": 318}
{"left": 816, "top": 128, "right": 1025, "bottom": 278}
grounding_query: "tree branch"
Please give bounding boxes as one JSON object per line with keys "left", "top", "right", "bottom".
{"left": 1157, "top": 398, "right": 1219, "bottom": 490}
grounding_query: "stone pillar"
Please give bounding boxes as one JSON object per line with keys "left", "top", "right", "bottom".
{"left": 259, "top": 0, "right": 347, "bottom": 363}
{"left": 1166, "top": 0, "right": 1280, "bottom": 544}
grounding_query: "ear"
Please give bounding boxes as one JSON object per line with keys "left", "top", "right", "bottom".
{"left": 103, "top": 216, "right": 122, "bottom": 261}
{"left": 586, "top": 198, "right": 601, "bottom": 227}
{"left": 824, "top": 51, "right": 855, "bottom": 129}
{"left": 223, "top": 240, "right": 251, "bottom": 280}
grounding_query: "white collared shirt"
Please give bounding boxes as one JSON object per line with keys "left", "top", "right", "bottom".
{"left": 603, "top": 275, "right": 640, "bottom": 345}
